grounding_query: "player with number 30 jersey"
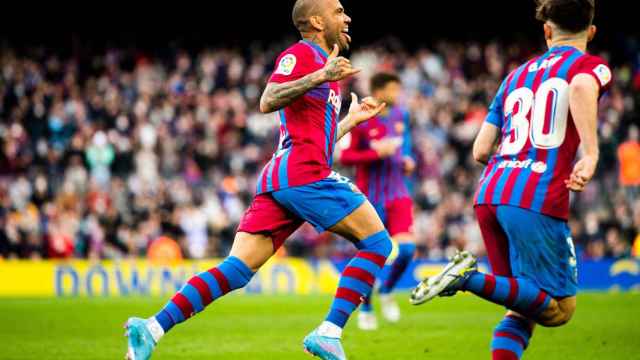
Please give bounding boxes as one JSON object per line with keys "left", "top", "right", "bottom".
{"left": 411, "top": 1, "right": 612, "bottom": 360}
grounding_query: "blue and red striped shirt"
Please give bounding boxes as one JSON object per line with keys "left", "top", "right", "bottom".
{"left": 340, "top": 106, "right": 413, "bottom": 205}
{"left": 474, "top": 45, "right": 612, "bottom": 220}
{"left": 257, "top": 40, "right": 342, "bottom": 194}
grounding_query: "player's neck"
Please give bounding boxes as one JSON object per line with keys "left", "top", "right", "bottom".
{"left": 548, "top": 37, "right": 587, "bottom": 52}
{"left": 301, "top": 33, "right": 330, "bottom": 55}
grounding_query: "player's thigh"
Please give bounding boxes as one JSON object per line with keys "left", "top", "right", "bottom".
{"left": 272, "top": 172, "right": 379, "bottom": 242}
{"left": 496, "top": 206, "right": 578, "bottom": 298}
{"left": 385, "top": 197, "right": 414, "bottom": 243}
{"left": 330, "top": 199, "right": 386, "bottom": 242}
{"left": 474, "top": 205, "right": 512, "bottom": 276}
{"left": 235, "top": 194, "right": 303, "bottom": 271}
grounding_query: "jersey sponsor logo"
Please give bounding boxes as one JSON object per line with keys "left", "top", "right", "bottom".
{"left": 275, "top": 54, "right": 297, "bottom": 76}
{"left": 497, "top": 159, "right": 548, "bottom": 173}
{"left": 528, "top": 55, "right": 562, "bottom": 72}
{"left": 328, "top": 89, "right": 342, "bottom": 114}
{"left": 593, "top": 64, "right": 612, "bottom": 87}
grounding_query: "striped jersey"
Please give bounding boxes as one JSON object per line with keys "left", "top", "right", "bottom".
{"left": 256, "top": 40, "right": 342, "bottom": 194}
{"left": 474, "top": 45, "right": 613, "bottom": 220}
{"left": 340, "top": 106, "right": 413, "bottom": 205}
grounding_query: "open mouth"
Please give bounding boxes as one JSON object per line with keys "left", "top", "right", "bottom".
{"left": 341, "top": 28, "right": 351, "bottom": 43}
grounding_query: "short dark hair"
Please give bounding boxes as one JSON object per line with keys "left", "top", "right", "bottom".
{"left": 536, "top": 0, "right": 595, "bottom": 33}
{"left": 370, "top": 73, "right": 401, "bottom": 92}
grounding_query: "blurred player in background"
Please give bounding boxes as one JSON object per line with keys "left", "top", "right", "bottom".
{"left": 123, "top": 1, "right": 393, "bottom": 359}
{"left": 410, "top": 0, "right": 612, "bottom": 359}
{"left": 339, "top": 73, "right": 416, "bottom": 330}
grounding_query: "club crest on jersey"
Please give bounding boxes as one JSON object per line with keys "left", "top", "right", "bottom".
{"left": 528, "top": 55, "right": 562, "bottom": 72}
{"left": 593, "top": 64, "right": 612, "bottom": 87}
{"left": 498, "top": 159, "right": 547, "bottom": 174}
{"left": 275, "top": 54, "right": 296, "bottom": 76}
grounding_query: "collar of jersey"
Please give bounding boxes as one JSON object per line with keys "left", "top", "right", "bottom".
{"left": 546, "top": 45, "right": 582, "bottom": 55}
{"left": 300, "top": 40, "right": 329, "bottom": 59}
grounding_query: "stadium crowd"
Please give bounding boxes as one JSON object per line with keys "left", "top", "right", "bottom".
{"left": 1, "top": 38, "right": 639, "bottom": 261}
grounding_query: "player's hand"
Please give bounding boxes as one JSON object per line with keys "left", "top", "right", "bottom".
{"left": 371, "top": 138, "right": 401, "bottom": 158}
{"left": 322, "top": 44, "right": 361, "bottom": 82}
{"left": 347, "top": 92, "right": 386, "bottom": 126}
{"left": 403, "top": 156, "right": 416, "bottom": 174}
{"left": 564, "top": 155, "right": 598, "bottom": 192}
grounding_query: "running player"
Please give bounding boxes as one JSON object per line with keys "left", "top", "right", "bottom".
{"left": 124, "top": 1, "right": 392, "bottom": 359}
{"left": 410, "top": 1, "right": 612, "bottom": 359}
{"left": 339, "top": 72, "right": 416, "bottom": 330}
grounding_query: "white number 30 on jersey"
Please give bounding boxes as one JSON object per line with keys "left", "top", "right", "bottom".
{"left": 501, "top": 78, "right": 570, "bottom": 155}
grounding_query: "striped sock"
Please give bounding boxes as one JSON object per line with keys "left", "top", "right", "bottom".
{"left": 361, "top": 295, "right": 373, "bottom": 312}
{"left": 462, "top": 272, "right": 552, "bottom": 318}
{"left": 491, "top": 315, "right": 533, "bottom": 359}
{"left": 326, "top": 230, "right": 392, "bottom": 328}
{"left": 154, "top": 256, "right": 254, "bottom": 333}
{"left": 379, "top": 243, "right": 415, "bottom": 295}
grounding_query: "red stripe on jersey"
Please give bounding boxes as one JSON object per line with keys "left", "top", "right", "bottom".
{"left": 171, "top": 293, "right": 194, "bottom": 319}
{"left": 482, "top": 274, "right": 497, "bottom": 297}
{"left": 357, "top": 251, "right": 387, "bottom": 268}
{"left": 336, "top": 287, "right": 363, "bottom": 305}
{"left": 188, "top": 276, "right": 213, "bottom": 306}
{"left": 343, "top": 266, "right": 376, "bottom": 286}
{"left": 505, "top": 278, "right": 519, "bottom": 308}
{"left": 209, "top": 268, "right": 230, "bottom": 295}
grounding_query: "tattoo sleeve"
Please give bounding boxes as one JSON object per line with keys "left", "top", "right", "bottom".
{"left": 259, "top": 70, "right": 326, "bottom": 113}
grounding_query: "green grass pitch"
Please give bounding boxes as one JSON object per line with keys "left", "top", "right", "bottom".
{"left": 0, "top": 292, "right": 638, "bottom": 359}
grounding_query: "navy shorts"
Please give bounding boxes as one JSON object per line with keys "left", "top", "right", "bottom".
{"left": 475, "top": 205, "right": 578, "bottom": 298}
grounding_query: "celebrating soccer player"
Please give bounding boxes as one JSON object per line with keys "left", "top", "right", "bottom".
{"left": 339, "top": 73, "right": 416, "bottom": 330}
{"left": 410, "top": 1, "right": 612, "bottom": 359}
{"left": 123, "top": 1, "right": 395, "bottom": 359}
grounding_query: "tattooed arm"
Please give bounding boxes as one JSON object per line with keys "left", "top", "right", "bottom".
{"left": 259, "top": 44, "right": 360, "bottom": 114}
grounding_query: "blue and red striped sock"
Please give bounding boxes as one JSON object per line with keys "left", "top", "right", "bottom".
{"left": 154, "top": 256, "right": 254, "bottom": 333}
{"left": 462, "top": 272, "right": 552, "bottom": 318}
{"left": 491, "top": 315, "right": 533, "bottom": 359}
{"left": 379, "top": 243, "right": 415, "bottom": 295}
{"left": 326, "top": 230, "right": 392, "bottom": 328}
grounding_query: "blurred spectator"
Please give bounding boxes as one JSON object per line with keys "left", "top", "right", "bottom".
{"left": 617, "top": 125, "right": 640, "bottom": 202}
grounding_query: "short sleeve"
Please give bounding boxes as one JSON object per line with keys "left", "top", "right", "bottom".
{"left": 574, "top": 55, "right": 613, "bottom": 96}
{"left": 269, "top": 46, "right": 315, "bottom": 84}
{"left": 485, "top": 79, "right": 507, "bottom": 128}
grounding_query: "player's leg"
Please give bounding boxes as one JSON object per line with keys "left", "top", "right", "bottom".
{"left": 322, "top": 199, "right": 392, "bottom": 336}
{"left": 124, "top": 194, "right": 301, "bottom": 360}
{"left": 475, "top": 205, "right": 537, "bottom": 360}
{"left": 376, "top": 198, "right": 415, "bottom": 323}
{"left": 270, "top": 174, "right": 392, "bottom": 359}
{"left": 412, "top": 205, "right": 577, "bottom": 326}
{"left": 357, "top": 202, "right": 387, "bottom": 331}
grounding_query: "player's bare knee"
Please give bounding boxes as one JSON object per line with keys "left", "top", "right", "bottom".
{"left": 538, "top": 298, "right": 575, "bottom": 327}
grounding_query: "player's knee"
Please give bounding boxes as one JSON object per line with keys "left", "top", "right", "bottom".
{"left": 362, "top": 230, "right": 393, "bottom": 259}
{"left": 538, "top": 302, "right": 575, "bottom": 327}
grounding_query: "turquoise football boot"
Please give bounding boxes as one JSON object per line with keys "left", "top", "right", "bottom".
{"left": 124, "top": 317, "right": 156, "bottom": 360}
{"left": 303, "top": 330, "right": 347, "bottom": 360}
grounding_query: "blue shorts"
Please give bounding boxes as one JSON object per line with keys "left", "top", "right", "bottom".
{"left": 271, "top": 172, "right": 366, "bottom": 233}
{"left": 476, "top": 205, "right": 578, "bottom": 298}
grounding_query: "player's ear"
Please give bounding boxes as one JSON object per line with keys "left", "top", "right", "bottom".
{"left": 587, "top": 25, "right": 597, "bottom": 42}
{"left": 543, "top": 23, "right": 553, "bottom": 43}
{"left": 308, "top": 15, "right": 324, "bottom": 32}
